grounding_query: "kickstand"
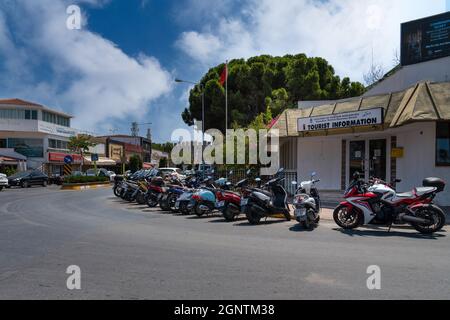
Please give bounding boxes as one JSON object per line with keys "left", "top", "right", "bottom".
{"left": 387, "top": 222, "right": 393, "bottom": 233}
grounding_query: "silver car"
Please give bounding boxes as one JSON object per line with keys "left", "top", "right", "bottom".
{"left": 0, "top": 173, "right": 9, "bottom": 191}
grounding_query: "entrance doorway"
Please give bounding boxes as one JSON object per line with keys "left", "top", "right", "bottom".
{"left": 349, "top": 139, "right": 387, "bottom": 182}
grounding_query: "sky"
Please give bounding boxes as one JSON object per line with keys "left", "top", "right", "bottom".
{"left": 0, "top": 0, "right": 447, "bottom": 142}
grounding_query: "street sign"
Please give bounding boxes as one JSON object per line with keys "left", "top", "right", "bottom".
{"left": 64, "top": 155, "right": 73, "bottom": 164}
{"left": 63, "top": 164, "right": 72, "bottom": 176}
{"left": 91, "top": 154, "right": 99, "bottom": 162}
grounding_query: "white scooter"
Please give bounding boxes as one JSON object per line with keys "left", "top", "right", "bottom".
{"left": 292, "top": 172, "right": 321, "bottom": 229}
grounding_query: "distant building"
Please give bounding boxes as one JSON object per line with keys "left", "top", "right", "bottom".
{"left": 0, "top": 98, "right": 84, "bottom": 175}
{"left": 97, "top": 134, "right": 152, "bottom": 168}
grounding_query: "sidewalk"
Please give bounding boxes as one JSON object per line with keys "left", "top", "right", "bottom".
{"left": 320, "top": 206, "right": 450, "bottom": 224}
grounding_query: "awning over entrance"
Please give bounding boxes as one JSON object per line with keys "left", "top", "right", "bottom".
{"left": 0, "top": 148, "right": 27, "bottom": 161}
{"left": 271, "top": 81, "right": 450, "bottom": 138}
{"left": 390, "top": 82, "right": 450, "bottom": 127}
{"left": 83, "top": 156, "right": 116, "bottom": 166}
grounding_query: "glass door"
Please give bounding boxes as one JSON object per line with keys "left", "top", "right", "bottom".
{"left": 369, "top": 139, "right": 387, "bottom": 181}
{"left": 349, "top": 141, "right": 366, "bottom": 181}
{"left": 349, "top": 139, "right": 387, "bottom": 183}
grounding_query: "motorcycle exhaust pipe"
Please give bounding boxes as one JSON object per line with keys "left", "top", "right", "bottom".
{"left": 402, "top": 215, "right": 429, "bottom": 224}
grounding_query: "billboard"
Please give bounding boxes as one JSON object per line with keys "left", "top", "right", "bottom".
{"left": 401, "top": 11, "right": 450, "bottom": 66}
{"left": 297, "top": 108, "right": 384, "bottom": 132}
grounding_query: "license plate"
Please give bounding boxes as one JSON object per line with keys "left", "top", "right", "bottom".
{"left": 295, "top": 208, "right": 306, "bottom": 217}
{"left": 241, "top": 198, "right": 248, "bottom": 206}
{"left": 216, "top": 201, "right": 225, "bottom": 208}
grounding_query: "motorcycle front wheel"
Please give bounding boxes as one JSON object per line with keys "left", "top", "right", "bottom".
{"left": 136, "top": 192, "right": 146, "bottom": 205}
{"left": 223, "top": 204, "right": 237, "bottom": 222}
{"left": 246, "top": 207, "right": 261, "bottom": 225}
{"left": 113, "top": 186, "right": 122, "bottom": 197}
{"left": 333, "top": 205, "right": 361, "bottom": 229}
{"left": 168, "top": 193, "right": 179, "bottom": 213}
{"left": 147, "top": 196, "right": 159, "bottom": 208}
{"left": 194, "top": 204, "right": 205, "bottom": 217}
{"left": 159, "top": 196, "right": 170, "bottom": 211}
{"left": 411, "top": 207, "right": 446, "bottom": 234}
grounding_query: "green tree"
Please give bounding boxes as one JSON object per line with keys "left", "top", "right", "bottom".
{"left": 129, "top": 155, "right": 142, "bottom": 173}
{"left": 265, "top": 88, "right": 290, "bottom": 117}
{"left": 159, "top": 157, "right": 168, "bottom": 168}
{"left": 182, "top": 54, "right": 365, "bottom": 132}
{"left": 68, "top": 135, "right": 96, "bottom": 171}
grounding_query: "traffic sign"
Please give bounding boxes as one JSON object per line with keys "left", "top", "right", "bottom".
{"left": 63, "top": 164, "right": 72, "bottom": 176}
{"left": 64, "top": 155, "right": 73, "bottom": 164}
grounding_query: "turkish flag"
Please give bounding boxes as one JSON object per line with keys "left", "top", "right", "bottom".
{"left": 219, "top": 64, "right": 227, "bottom": 86}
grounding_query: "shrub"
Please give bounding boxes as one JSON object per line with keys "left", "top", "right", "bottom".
{"left": 63, "top": 176, "right": 109, "bottom": 184}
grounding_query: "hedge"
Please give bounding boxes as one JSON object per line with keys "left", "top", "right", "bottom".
{"left": 63, "top": 176, "right": 109, "bottom": 184}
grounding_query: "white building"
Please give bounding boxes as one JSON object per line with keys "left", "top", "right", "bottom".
{"left": 0, "top": 98, "right": 83, "bottom": 175}
{"left": 272, "top": 12, "right": 450, "bottom": 205}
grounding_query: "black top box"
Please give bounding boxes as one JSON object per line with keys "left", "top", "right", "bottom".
{"left": 423, "top": 177, "right": 446, "bottom": 193}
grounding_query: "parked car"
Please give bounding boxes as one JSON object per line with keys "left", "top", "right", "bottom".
{"left": 107, "top": 171, "right": 117, "bottom": 182}
{"left": 86, "top": 168, "right": 109, "bottom": 177}
{"left": 159, "top": 168, "right": 186, "bottom": 180}
{"left": 0, "top": 173, "right": 8, "bottom": 191}
{"left": 7, "top": 170, "right": 49, "bottom": 188}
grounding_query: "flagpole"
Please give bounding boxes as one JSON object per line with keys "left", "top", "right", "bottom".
{"left": 225, "top": 60, "right": 228, "bottom": 179}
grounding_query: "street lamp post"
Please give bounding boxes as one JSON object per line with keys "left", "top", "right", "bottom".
{"left": 175, "top": 79, "right": 205, "bottom": 177}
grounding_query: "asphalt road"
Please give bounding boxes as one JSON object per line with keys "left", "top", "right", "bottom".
{"left": 0, "top": 186, "right": 449, "bottom": 300}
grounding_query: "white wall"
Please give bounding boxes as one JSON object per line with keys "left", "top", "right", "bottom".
{"left": 297, "top": 137, "right": 342, "bottom": 190}
{"left": 365, "top": 56, "right": 450, "bottom": 96}
{"left": 396, "top": 122, "right": 450, "bottom": 206}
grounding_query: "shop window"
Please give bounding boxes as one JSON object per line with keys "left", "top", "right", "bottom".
{"left": 8, "top": 138, "right": 44, "bottom": 158}
{"left": 436, "top": 122, "right": 450, "bottom": 166}
{"left": 49, "top": 139, "right": 68, "bottom": 150}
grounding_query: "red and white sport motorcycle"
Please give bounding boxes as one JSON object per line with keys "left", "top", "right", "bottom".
{"left": 333, "top": 173, "right": 446, "bottom": 234}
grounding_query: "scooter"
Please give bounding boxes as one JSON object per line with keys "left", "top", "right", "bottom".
{"left": 174, "top": 175, "right": 202, "bottom": 215}
{"left": 292, "top": 172, "right": 321, "bottom": 229}
{"left": 189, "top": 175, "right": 225, "bottom": 217}
{"left": 216, "top": 170, "right": 255, "bottom": 222}
{"left": 241, "top": 168, "right": 291, "bottom": 225}
{"left": 146, "top": 176, "right": 167, "bottom": 208}
{"left": 333, "top": 172, "right": 447, "bottom": 234}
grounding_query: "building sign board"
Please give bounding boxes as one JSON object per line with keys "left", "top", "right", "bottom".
{"left": 401, "top": 11, "right": 450, "bottom": 66}
{"left": 38, "top": 121, "right": 78, "bottom": 137}
{"left": 48, "top": 152, "right": 82, "bottom": 164}
{"left": 297, "top": 108, "right": 384, "bottom": 132}
{"left": 391, "top": 147, "right": 405, "bottom": 158}
{"left": 109, "top": 144, "right": 124, "bottom": 162}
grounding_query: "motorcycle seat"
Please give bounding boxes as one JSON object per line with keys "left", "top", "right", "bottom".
{"left": 252, "top": 188, "right": 272, "bottom": 197}
{"left": 415, "top": 187, "right": 436, "bottom": 196}
{"left": 395, "top": 191, "right": 415, "bottom": 199}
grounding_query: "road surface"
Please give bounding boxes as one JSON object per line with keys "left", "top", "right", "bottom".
{"left": 0, "top": 186, "right": 449, "bottom": 299}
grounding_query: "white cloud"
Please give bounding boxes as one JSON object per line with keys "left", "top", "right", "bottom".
{"left": 176, "top": 0, "right": 446, "bottom": 82}
{"left": 0, "top": 0, "right": 172, "bottom": 132}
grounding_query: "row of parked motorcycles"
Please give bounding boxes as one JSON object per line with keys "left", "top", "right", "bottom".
{"left": 113, "top": 168, "right": 447, "bottom": 234}
{"left": 113, "top": 168, "right": 322, "bottom": 229}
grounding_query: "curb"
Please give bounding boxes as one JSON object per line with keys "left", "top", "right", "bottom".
{"left": 61, "top": 183, "right": 112, "bottom": 191}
